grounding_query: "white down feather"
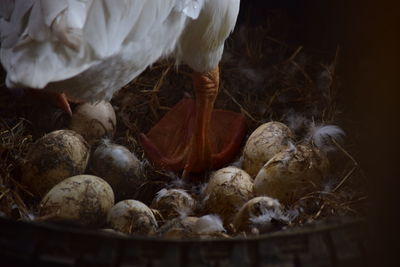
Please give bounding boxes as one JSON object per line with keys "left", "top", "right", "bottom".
{"left": 0, "top": 0, "right": 240, "bottom": 102}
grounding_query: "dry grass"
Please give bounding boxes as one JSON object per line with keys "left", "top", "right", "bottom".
{"left": 0, "top": 15, "right": 366, "bottom": 231}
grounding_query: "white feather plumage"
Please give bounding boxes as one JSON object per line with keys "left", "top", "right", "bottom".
{"left": 308, "top": 124, "right": 345, "bottom": 152}
{"left": 284, "top": 110, "right": 309, "bottom": 133}
{"left": 0, "top": 0, "right": 240, "bottom": 101}
{"left": 249, "top": 202, "right": 297, "bottom": 233}
{"left": 155, "top": 188, "right": 191, "bottom": 203}
{"left": 193, "top": 214, "right": 225, "bottom": 234}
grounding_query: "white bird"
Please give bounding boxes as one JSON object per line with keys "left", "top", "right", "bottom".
{"left": 0, "top": 0, "right": 246, "bottom": 178}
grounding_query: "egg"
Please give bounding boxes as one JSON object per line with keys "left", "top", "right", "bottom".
{"left": 233, "top": 196, "right": 283, "bottom": 233}
{"left": 39, "top": 175, "right": 114, "bottom": 226}
{"left": 89, "top": 141, "right": 143, "bottom": 199}
{"left": 151, "top": 189, "right": 196, "bottom": 220}
{"left": 157, "top": 216, "right": 199, "bottom": 239}
{"left": 22, "top": 130, "right": 90, "bottom": 197}
{"left": 254, "top": 145, "right": 329, "bottom": 205}
{"left": 203, "top": 166, "right": 253, "bottom": 223}
{"left": 193, "top": 214, "right": 229, "bottom": 239}
{"left": 100, "top": 228, "right": 128, "bottom": 237}
{"left": 242, "top": 122, "right": 294, "bottom": 177}
{"left": 107, "top": 200, "right": 158, "bottom": 235}
{"left": 159, "top": 214, "right": 229, "bottom": 239}
{"left": 69, "top": 101, "right": 116, "bottom": 144}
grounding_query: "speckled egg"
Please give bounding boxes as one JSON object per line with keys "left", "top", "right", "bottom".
{"left": 151, "top": 189, "right": 196, "bottom": 220}
{"left": 233, "top": 196, "right": 283, "bottom": 232}
{"left": 22, "top": 130, "right": 90, "bottom": 197}
{"left": 254, "top": 145, "right": 329, "bottom": 204}
{"left": 39, "top": 175, "right": 114, "bottom": 226}
{"left": 243, "top": 122, "right": 294, "bottom": 177}
{"left": 69, "top": 101, "right": 116, "bottom": 144}
{"left": 107, "top": 200, "right": 157, "bottom": 235}
{"left": 203, "top": 166, "right": 253, "bottom": 223}
{"left": 89, "top": 140, "right": 143, "bottom": 199}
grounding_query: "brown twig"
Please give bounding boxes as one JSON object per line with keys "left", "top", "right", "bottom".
{"left": 222, "top": 87, "right": 258, "bottom": 122}
{"left": 332, "top": 166, "right": 357, "bottom": 193}
{"left": 284, "top": 46, "right": 303, "bottom": 64}
{"left": 0, "top": 188, "right": 10, "bottom": 201}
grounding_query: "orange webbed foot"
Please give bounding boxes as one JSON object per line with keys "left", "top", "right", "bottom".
{"left": 140, "top": 66, "right": 247, "bottom": 178}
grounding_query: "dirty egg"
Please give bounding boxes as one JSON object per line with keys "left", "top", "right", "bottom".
{"left": 22, "top": 130, "right": 90, "bottom": 197}
{"left": 242, "top": 122, "right": 294, "bottom": 177}
{"left": 39, "top": 175, "right": 114, "bottom": 226}
{"left": 69, "top": 101, "right": 116, "bottom": 144}
{"left": 254, "top": 145, "right": 329, "bottom": 204}
{"left": 107, "top": 199, "right": 158, "bottom": 235}
{"left": 151, "top": 188, "right": 196, "bottom": 220}
{"left": 203, "top": 166, "right": 253, "bottom": 223}
{"left": 89, "top": 140, "right": 143, "bottom": 199}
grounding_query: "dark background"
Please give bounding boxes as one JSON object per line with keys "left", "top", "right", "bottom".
{"left": 238, "top": 0, "right": 400, "bottom": 265}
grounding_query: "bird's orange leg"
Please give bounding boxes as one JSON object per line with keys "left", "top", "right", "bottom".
{"left": 182, "top": 67, "right": 219, "bottom": 177}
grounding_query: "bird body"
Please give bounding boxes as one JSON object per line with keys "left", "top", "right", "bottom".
{"left": 1, "top": 0, "right": 245, "bottom": 176}
{"left": 0, "top": 0, "right": 240, "bottom": 101}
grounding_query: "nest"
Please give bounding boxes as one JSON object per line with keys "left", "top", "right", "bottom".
{"left": 0, "top": 13, "right": 366, "bottom": 232}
